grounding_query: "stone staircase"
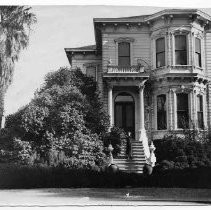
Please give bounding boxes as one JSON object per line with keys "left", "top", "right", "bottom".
{"left": 113, "top": 141, "right": 146, "bottom": 174}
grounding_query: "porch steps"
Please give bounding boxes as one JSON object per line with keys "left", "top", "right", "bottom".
{"left": 113, "top": 141, "right": 146, "bottom": 174}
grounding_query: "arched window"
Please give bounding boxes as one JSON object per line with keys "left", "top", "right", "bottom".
{"left": 156, "top": 38, "right": 165, "bottom": 68}
{"left": 118, "top": 42, "right": 130, "bottom": 67}
{"left": 157, "top": 94, "right": 167, "bottom": 130}
{"left": 175, "top": 35, "right": 187, "bottom": 65}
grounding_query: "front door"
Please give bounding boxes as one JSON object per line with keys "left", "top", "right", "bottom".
{"left": 114, "top": 102, "right": 135, "bottom": 138}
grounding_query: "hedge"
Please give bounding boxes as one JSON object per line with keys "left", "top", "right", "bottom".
{"left": 0, "top": 163, "right": 210, "bottom": 189}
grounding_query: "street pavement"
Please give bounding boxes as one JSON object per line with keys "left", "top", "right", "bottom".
{"left": 0, "top": 188, "right": 210, "bottom": 206}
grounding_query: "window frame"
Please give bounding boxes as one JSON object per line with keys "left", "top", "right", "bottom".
{"left": 195, "top": 37, "right": 202, "bottom": 68}
{"left": 174, "top": 34, "right": 188, "bottom": 65}
{"left": 85, "top": 65, "right": 97, "bottom": 81}
{"left": 118, "top": 42, "right": 131, "bottom": 67}
{"left": 156, "top": 37, "right": 166, "bottom": 68}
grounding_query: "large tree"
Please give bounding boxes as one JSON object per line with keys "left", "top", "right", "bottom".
{"left": 0, "top": 6, "right": 36, "bottom": 124}
{"left": 4, "top": 67, "right": 109, "bottom": 168}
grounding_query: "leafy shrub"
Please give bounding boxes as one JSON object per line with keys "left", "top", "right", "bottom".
{"left": 103, "top": 127, "right": 126, "bottom": 157}
{"left": 154, "top": 131, "right": 211, "bottom": 170}
{"left": 13, "top": 138, "right": 35, "bottom": 165}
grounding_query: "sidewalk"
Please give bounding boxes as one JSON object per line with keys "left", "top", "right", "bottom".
{"left": 0, "top": 188, "right": 210, "bottom": 206}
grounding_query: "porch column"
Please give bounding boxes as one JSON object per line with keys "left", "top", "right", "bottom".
{"left": 138, "top": 85, "right": 150, "bottom": 158}
{"left": 139, "top": 85, "right": 145, "bottom": 131}
{"left": 108, "top": 85, "right": 113, "bottom": 129}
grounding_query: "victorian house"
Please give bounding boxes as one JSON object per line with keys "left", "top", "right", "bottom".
{"left": 65, "top": 9, "right": 211, "bottom": 173}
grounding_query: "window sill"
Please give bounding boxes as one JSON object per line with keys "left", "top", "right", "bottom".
{"left": 195, "top": 66, "right": 203, "bottom": 71}
{"left": 152, "top": 66, "right": 167, "bottom": 71}
{"left": 172, "top": 65, "right": 192, "bottom": 68}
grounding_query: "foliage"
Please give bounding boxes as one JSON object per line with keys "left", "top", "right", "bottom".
{"left": 3, "top": 67, "right": 109, "bottom": 169}
{"left": 0, "top": 6, "right": 36, "bottom": 118}
{"left": 42, "top": 67, "right": 110, "bottom": 135}
{"left": 103, "top": 126, "right": 126, "bottom": 157}
{"left": 154, "top": 131, "right": 211, "bottom": 171}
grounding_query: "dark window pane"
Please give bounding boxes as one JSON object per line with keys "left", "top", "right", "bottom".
{"left": 177, "top": 93, "right": 188, "bottom": 110}
{"left": 157, "top": 94, "right": 167, "bottom": 130}
{"left": 195, "top": 53, "right": 202, "bottom": 67}
{"left": 118, "top": 42, "right": 130, "bottom": 56}
{"left": 195, "top": 38, "right": 201, "bottom": 53}
{"left": 118, "top": 42, "right": 130, "bottom": 67}
{"left": 175, "top": 51, "right": 187, "bottom": 65}
{"left": 86, "top": 66, "right": 96, "bottom": 79}
{"left": 175, "top": 35, "right": 187, "bottom": 50}
{"left": 115, "top": 105, "right": 122, "bottom": 127}
{"left": 177, "top": 93, "right": 189, "bottom": 129}
{"left": 197, "top": 95, "right": 203, "bottom": 129}
{"left": 118, "top": 57, "right": 130, "bottom": 67}
{"left": 157, "top": 94, "right": 166, "bottom": 111}
{"left": 177, "top": 111, "right": 189, "bottom": 129}
{"left": 156, "top": 38, "right": 165, "bottom": 53}
{"left": 195, "top": 38, "right": 201, "bottom": 67}
{"left": 198, "top": 112, "right": 204, "bottom": 129}
{"left": 157, "top": 112, "right": 167, "bottom": 130}
{"left": 156, "top": 52, "right": 165, "bottom": 67}
{"left": 175, "top": 35, "right": 187, "bottom": 65}
{"left": 126, "top": 105, "right": 133, "bottom": 127}
{"left": 197, "top": 95, "right": 203, "bottom": 111}
{"left": 156, "top": 38, "right": 165, "bottom": 67}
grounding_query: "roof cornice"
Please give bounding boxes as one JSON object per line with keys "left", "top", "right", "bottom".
{"left": 144, "top": 9, "right": 211, "bottom": 22}
{"left": 93, "top": 9, "right": 211, "bottom": 24}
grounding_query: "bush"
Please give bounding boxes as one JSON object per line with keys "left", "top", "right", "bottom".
{"left": 103, "top": 127, "right": 126, "bottom": 157}
{"left": 154, "top": 131, "right": 211, "bottom": 170}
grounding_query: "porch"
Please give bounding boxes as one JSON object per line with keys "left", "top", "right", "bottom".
{"left": 103, "top": 67, "right": 151, "bottom": 173}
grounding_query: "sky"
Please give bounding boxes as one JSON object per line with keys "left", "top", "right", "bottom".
{"left": 4, "top": 1, "right": 211, "bottom": 116}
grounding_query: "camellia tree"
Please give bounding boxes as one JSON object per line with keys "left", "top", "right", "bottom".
{"left": 0, "top": 6, "right": 36, "bottom": 126}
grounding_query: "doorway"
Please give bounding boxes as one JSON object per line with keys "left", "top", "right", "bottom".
{"left": 114, "top": 92, "right": 135, "bottom": 138}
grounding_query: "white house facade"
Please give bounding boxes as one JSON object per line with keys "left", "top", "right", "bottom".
{"left": 65, "top": 9, "right": 211, "bottom": 173}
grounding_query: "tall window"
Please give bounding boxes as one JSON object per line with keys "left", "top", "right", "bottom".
{"left": 197, "top": 95, "right": 204, "bottom": 129}
{"left": 175, "top": 35, "right": 187, "bottom": 65}
{"left": 157, "top": 94, "right": 167, "bottom": 130}
{"left": 177, "top": 93, "right": 189, "bottom": 129}
{"left": 86, "top": 66, "right": 96, "bottom": 80}
{"left": 156, "top": 38, "right": 165, "bottom": 68}
{"left": 195, "top": 38, "right": 202, "bottom": 67}
{"left": 118, "top": 42, "right": 130, "bottom": 67}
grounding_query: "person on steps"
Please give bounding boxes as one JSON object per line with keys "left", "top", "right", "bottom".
{"left": 126, "top": 132, "right": 132, "bottom": 160}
